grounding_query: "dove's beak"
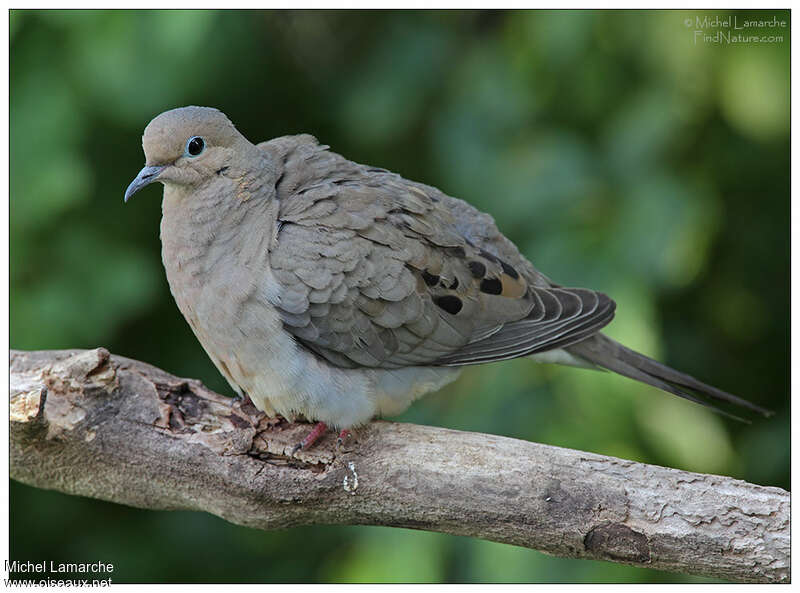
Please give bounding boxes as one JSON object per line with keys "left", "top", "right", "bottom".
{"left": 124, "top": 165, "right": 166, "bottom": 203}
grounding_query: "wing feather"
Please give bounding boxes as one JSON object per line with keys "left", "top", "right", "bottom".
{"left": 260, "top": 135, "right": 615, "bottom": 370}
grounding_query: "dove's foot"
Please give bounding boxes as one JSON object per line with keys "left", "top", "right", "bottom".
{"left": 290, "top": 423, "right": 354, "bottom": 454}
{"left": 291, "top": 421, "right": 328, "bottom": 454}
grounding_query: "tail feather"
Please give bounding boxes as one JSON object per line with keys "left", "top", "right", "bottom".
{"left": 566, "top": 333, "right": 773, "bottom": 422}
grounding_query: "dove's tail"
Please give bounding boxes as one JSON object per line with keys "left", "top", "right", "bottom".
{"left": 566, "top": 333, "right": 773, "bottom": 422}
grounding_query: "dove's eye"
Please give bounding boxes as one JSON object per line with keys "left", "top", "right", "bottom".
{"left": 186, "top": 136, "right": 205, "bottom": 157}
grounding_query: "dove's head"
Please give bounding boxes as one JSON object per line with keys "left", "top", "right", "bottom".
{"left": 125, "top": 106, "right": 254, "bottom": 202}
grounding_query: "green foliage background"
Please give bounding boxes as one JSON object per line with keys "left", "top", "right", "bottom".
{"left": 10, "top": 9, "right": 789, "bottom": 584}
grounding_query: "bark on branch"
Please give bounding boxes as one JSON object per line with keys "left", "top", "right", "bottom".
{"left": 10, "top": 348, "right": 789, "bottom": 583}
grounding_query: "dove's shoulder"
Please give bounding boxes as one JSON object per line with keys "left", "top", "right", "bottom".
{"left": 256, "top": 133, "right": 322, "bottom": 160}
{"left": 262, "top": 136, "right": 550, "bottom": 287}
{"left": 257, "top": 134, "right": 361, "bottom": 198}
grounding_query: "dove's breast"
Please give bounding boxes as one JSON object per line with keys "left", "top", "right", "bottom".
{"left": 158, "top": 184, "right": 282, "bottom": 398}
{"left": 158, "top": 183, "right": 451, "bottom": 427}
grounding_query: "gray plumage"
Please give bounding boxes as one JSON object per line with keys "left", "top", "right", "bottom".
{"left": 125, "top": 106, "right": 771, "bottom": 429}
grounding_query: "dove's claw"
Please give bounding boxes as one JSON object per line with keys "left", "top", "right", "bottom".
{"left": 336, "top": 429, "right": 351, "bottom": 449}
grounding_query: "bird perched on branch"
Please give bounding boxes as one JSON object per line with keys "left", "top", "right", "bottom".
{"left": 125, "top": 106, "right": 771, "bottom": 450}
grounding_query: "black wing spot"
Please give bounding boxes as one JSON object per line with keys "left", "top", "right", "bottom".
{"left": 499, "top": 259, "right": 519, "bottom": 279}
{"left": 216, "top": 166, "right": 229, "bottom": 176}
{"left": 447, "top": 277, "right": 459, "bottom": 290}
{"left": 480, "top": 277, "right": 503, "bottom": 295}
{"left": 421, "top": 270, "right": 440, "bottom": 287}
{"left": 467, "top": 261, "right": 486, "bottom": 278}
{"left": 435, "top": 295, "right": 463, "bottom": 315}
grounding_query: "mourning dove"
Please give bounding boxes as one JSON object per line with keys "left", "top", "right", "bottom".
{"left": 125, "top": 106, "right": 770, "bottom": 448}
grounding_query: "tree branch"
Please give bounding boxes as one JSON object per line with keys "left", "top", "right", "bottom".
{"left": 10, "top": 348, "right": 788, "bottom": 583}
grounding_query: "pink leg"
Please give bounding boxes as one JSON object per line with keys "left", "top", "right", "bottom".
{"left": 291, "top": 421, "right": 328, "bottom": 454}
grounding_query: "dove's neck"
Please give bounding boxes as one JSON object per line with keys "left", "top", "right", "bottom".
{"left": 159, "top": 164, "right": 279, "bottom": 286}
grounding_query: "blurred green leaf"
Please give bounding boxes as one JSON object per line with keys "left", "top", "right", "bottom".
{"left": 636, "top": 396, "right": 737, "bottom": 475}
{"left": 337, "top": 19, "right": 455, "bottom": 147}
{"left": 719, "top": 48, "right": 789, "bottom": 141}
{"left": 326, "top": 528, "right": 445, "bottom": 582}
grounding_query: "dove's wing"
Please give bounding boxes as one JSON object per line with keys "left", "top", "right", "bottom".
{"left": 261, "top": 136, "right": 615, "bottom": 370}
